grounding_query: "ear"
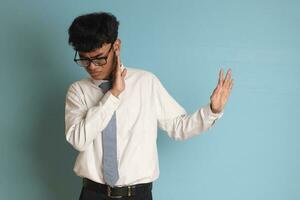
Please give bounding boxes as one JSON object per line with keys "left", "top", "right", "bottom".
{"left": 113, "top": 38, "right": 121, "bottom": 56}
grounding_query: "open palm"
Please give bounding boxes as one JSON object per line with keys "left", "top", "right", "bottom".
{"left": 210, "top": 68, "right": 234, "bottom": 113}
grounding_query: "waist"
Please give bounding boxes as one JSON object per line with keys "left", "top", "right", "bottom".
{"left": 82, "top": 178, "right": 153, "bottom": 198}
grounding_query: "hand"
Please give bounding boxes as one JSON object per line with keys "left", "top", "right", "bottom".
{"left": 110, "top": 51, "right": 127, "bottom": 97}
{"left": 210, "top": 68, "right": 234, "bottom": 113}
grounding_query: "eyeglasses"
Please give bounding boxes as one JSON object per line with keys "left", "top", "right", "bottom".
{"left": 73, "top": 43, "right": 114, "bottom": 68}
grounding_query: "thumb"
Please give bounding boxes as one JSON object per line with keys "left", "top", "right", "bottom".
{"left": 121, "top": 68, "right": 127, "bottom": 78}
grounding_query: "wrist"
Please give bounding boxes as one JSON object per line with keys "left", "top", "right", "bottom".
{"left": 110, "top": 89, "right": 120, "bottom": 97}
{"left": 210, "top": 103, "right": 220, "bottom": 114}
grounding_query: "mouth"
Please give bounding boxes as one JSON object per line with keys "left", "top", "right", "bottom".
{"left": 90, "top": 71, "right": 101, "bottom": 76}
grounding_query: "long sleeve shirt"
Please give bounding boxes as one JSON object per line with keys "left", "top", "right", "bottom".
{"left": 64, "top": 65, "right": 224, "bottom": 186}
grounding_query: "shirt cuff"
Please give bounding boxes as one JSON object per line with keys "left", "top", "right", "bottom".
{"left": 204, "top": 103, "right": 224, "bottom": 121}
{"left": 99, "top": 90, "right": 121, "bottom": 112}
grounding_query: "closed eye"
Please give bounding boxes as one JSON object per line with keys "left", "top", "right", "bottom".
{"left": 79, "top": 53, "right": 105, "bottom": 60}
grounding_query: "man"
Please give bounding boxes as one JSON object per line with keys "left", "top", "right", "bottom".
{"left": 65, "top": 12, "right": 233, "bottom": 200}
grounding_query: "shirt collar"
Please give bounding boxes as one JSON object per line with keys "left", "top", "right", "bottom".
{"left": 91, "top": 78, "right": 110, "bottom": 87}
{"left": 90, "top": 64, "right": 125, "bottom": 87}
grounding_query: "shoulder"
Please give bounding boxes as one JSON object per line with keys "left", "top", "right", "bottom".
{"left": 66, "top": 77, "right": 93, "bottom": 97}
{"left": 125, "top": 66, "right": 159, "bottom": 82}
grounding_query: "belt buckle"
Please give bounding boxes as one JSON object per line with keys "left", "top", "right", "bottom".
{"left": 107, "top": 185, "right": 122, "bottom": 198}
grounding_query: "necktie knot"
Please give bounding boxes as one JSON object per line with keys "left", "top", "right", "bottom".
{"left": 99, "top": 81, "right": 112, "bottom": 93}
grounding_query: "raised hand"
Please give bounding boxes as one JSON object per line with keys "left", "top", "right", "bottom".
{"left": 210, "top": 68, "right": 234, "bottom": 113}
{"left": 110, "top": 51, "right": 127, "bottom": 97}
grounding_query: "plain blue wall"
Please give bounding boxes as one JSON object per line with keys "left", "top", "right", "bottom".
{"left": 1, "top": 0, "right": 299, "bottom": 199}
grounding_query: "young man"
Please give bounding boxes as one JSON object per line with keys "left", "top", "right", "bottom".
{"left": 65, "top": 12, "right": 233, "bottom": 200}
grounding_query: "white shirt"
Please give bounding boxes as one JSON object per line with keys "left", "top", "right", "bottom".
{"left": 64, "top": 65, "right": 224, "bottom": 186}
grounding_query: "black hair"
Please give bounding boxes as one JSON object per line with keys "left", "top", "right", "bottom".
{"left": 68, "top": 12, "right": 119, "bottom": 52}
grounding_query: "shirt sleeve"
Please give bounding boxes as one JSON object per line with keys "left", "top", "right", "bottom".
{"left": 152, "top": 74, "right": 224, "bottom": 140}
{"left": 64, "top": 84, "right": 120, "bottom": 151}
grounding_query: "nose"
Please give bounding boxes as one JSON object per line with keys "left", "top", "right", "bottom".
{"left": 87, "top": 62, "right": 97, "bottom": 70}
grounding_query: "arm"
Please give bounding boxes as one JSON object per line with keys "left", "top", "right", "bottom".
{"left": 64, "top": 84, "right": 120, "bottom": 151}
{"left": 158, "top": 103, "right": 223, "bottom": 140}
{"left": 152, "top": 74, "right": 224, "bottom": 141}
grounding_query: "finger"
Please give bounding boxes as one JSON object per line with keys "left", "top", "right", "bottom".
{"left": 218, "top": 68, "right": 221, "bottom": 85}
{"left": 222, "top": 81, "right": 233, "bottom": 100}
{"left": 121, "top": 68, "right": 127, "bottom": 78}
{"left": 225, "top": 83, "right": 233, "bottom": 100}
{"left": 219, "top": 68, "right": 224, "bottom": 86}
{"left": 115, "top": 52, "right": 121, "bottom": 74}
{"left": 223, "top": 68, "right": 232, "bottom": 88}
{"left": 211, "top": 84, "right": 221, "bottom": 100}
{"left": 215, "top": 83, "right": 221, "bottom": 93}
{"left": 224, "top": 68, "right": 232, "bottom": 81}
{"left": 229, "top": 79, "right": 234, "bottom": 90}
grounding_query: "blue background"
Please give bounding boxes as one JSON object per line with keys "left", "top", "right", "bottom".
{"left": 1, "top": 0, "right": 299, "bottom": 199}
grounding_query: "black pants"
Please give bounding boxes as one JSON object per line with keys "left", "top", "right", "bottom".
{"left": 79, "top": 186, "right": 153, "bottom": 200}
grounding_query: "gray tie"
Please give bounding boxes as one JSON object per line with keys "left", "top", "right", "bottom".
{"left": 99, "top": 81, "right": 119, "bottom": 187}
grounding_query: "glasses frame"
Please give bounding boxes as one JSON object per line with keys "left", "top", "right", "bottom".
{"left": 73, "top": 43, "right": 114, "bottom": 68}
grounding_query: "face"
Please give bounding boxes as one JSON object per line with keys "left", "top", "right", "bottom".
{"left": 78, "top": 39, "right": 121, "bottom": 80}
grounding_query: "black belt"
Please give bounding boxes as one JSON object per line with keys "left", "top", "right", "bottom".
{"left": 82, "top": 178, "right": 152, "bottom": 198}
